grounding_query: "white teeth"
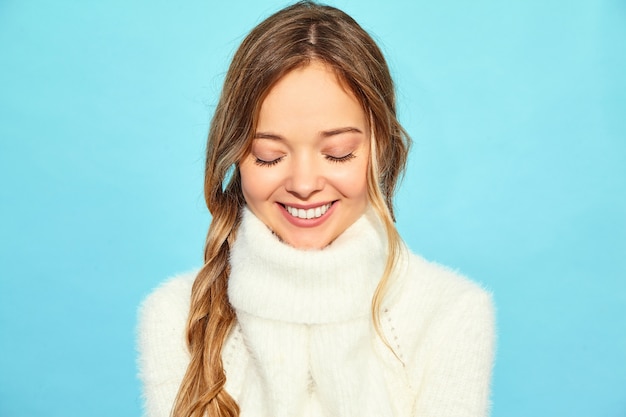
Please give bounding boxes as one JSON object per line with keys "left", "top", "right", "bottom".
{"left": 285, "top": 203, "right": 332, "bottom": 219}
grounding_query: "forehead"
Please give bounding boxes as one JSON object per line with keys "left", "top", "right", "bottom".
{"left": 256, "top": 61, "right": 367, "bottom": 135}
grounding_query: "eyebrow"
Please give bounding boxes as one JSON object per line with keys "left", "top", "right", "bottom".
{"left": 321, "top": 127, "right": 363, "bottom": 138}
{"left": 254, "top": 127, "right": 363, "bottom": 140}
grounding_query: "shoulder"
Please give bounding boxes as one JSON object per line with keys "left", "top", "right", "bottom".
{"left": 139, "top": 271, "right": 196, "bottom": 320}
{"left": 137, "top": 270, "right": 196, "bottom": 357}
{"left": 138, "top": 271, "right": 196, "bottom": 343}
{"left": 392, "top": 249, "right": 494, "bottom": 317}
{"left": 137, "top": 271, "right": 197, "bottom": 417}
{"left": 385, "top": 248, "right": 495, "bottom": 359}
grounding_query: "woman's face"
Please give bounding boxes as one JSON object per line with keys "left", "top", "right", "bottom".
{"left": 239, "top": 61, "right": 370, "bottom": 249}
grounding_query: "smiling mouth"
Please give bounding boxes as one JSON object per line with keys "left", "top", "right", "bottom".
{"left": 282, "top": 202, "right": 334, "bottom": 219}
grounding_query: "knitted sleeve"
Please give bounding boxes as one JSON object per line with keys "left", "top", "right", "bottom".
{"left": 389, "top": 255, "right": 496, "bottom": 417}
{"left": 412, "top": 289, "right": 495, "bottom": 417}
{"left": 136, "top": 274, "right": 194, "bottom": 417}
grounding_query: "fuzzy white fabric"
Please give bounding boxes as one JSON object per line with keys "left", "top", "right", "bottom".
{"left": 138, "top": 208, "right": 495, "bottom": 417}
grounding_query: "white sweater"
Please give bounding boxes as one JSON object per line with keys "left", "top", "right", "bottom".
{"left": 138, "top": 208, "right": 495, "bottom": 417}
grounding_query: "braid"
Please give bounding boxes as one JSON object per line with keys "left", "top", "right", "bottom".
{"left": 171, "top": 188, "right": 243, "bottom": 417}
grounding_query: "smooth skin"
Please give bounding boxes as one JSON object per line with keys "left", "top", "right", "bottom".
{"left": 239, "top": 61, "right": 371, "bottom": 249}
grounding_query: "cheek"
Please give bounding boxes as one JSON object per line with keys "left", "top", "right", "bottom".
{"left": 239, "top": 160, "right": 282, "bottom": 202}
{"left": 239, "top": 161, "right": 259, "bottom": 201}
{"left": 331, "top": 160, "right": 369, "bottom": 199}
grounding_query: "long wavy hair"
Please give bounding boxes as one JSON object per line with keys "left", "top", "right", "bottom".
{"left": 172, "top": 2, "right": 411, "bottom": 416}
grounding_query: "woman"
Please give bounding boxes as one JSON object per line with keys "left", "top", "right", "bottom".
{"left": 138, "top": 2, "right": 495, "bottom": 417}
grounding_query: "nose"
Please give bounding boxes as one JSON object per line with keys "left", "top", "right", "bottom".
{"left": 285, "top": 156, "right": 324, "bottom": 199}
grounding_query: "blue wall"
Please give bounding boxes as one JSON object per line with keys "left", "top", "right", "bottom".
{"left": 1, "top": 1, "right": 624, "bottom": 416}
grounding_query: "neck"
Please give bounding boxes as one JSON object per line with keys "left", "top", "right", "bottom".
{"left": 227, "top": 206, "right": 388, "bottom": 324}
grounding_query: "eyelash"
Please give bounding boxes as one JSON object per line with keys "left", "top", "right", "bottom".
{"left": 253, "top": 153, "right": 356, "bottom": 167}
{"left": 254, "top": 157, "right": 283, "bottom": 167}
{"left": 325, "top": 153, "right": 356, "bottom": 163}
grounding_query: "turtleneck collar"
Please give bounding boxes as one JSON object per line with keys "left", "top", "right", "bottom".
{"left": 227, "top": 206, "right": 388, "bottom": 324}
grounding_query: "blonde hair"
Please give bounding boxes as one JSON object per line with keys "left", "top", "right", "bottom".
{"left": 172, "top": 2, "right": 411, "bottom": 416}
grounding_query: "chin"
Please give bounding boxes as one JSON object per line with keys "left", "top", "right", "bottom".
{"left": 284, "top": 238, "right": 329, "bottom": 250}
{"left": 281, "top": 231, "right": 335, "bottom": 250}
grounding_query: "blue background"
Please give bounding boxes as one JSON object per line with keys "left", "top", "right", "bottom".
{"left": 1, "top": 1, "right": 624, "bottom": 416}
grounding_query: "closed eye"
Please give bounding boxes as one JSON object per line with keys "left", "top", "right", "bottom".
{"left": 325, "top": 153, "right": 356, "bottom": 163}
{"left": 254, "top": 156, "right": 283, "bottom": 167}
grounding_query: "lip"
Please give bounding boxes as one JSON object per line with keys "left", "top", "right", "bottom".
{"left": 277, "top": 201, "right": 337, "bottom": 228}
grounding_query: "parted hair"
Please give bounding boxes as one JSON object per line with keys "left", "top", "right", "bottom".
{"left": 172, "top": 2, "right": 411, "bottom": 416}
